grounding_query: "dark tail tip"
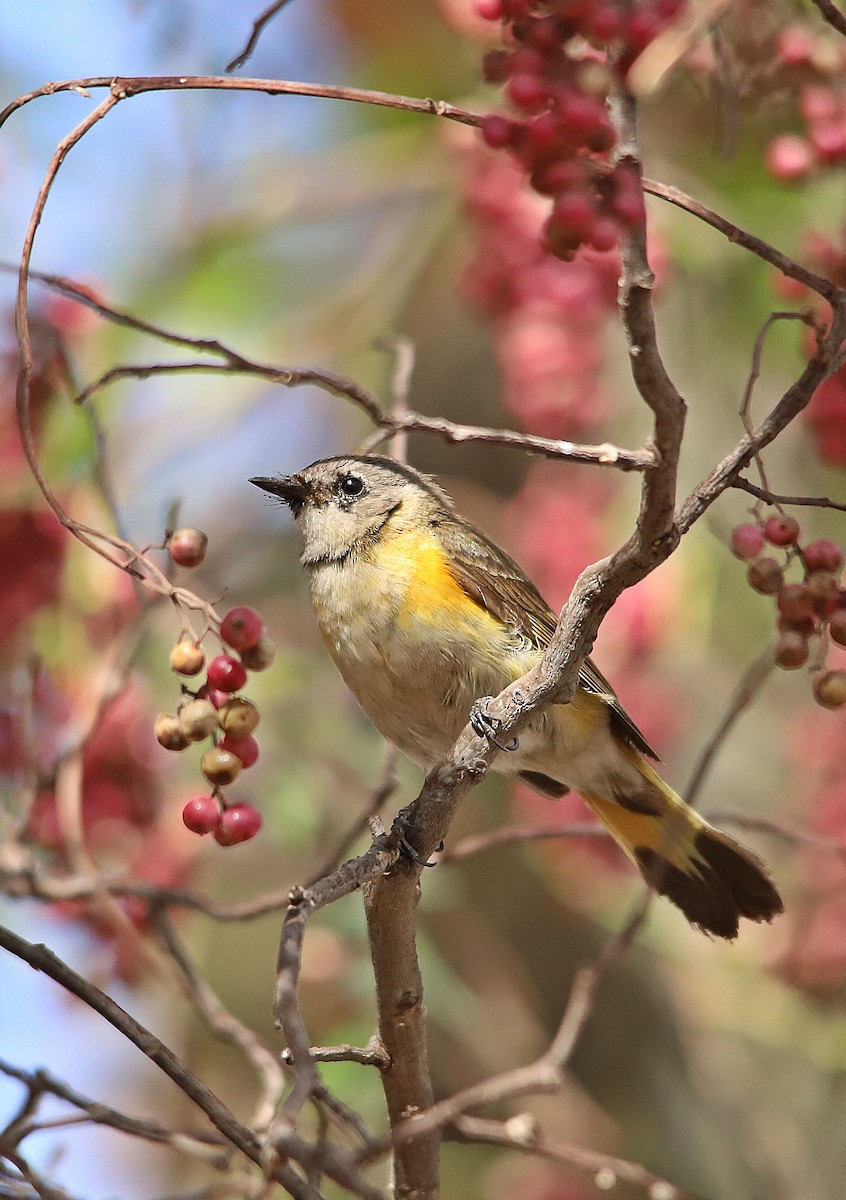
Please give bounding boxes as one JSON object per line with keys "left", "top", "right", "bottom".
{"left": 634, "top": 831, "right": 783, "bottom": 940}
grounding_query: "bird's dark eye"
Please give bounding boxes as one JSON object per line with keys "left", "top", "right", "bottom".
{"left": 337, "top": 474, "right": 365, "bottom": 499}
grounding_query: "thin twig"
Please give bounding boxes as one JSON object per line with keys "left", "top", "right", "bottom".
{"left": 226, "top": 0, "right": 297, "bottom": 72}
{"left": 0, "top": 76, "right": 480, "bottom": 134}
{"left": 732, "top": 475, "right": 846, "bottom": 514}
{"left": 738, "top": 311, "right": 821, "bottom": 505}
{"left": 685, "top": 646, "right": 775, "bottom": 808}
{"left": 0, "top": 1059, "right": 227, "bottom": 1165}
{"left": 811, "top": 0, "right": 846, "bottom": 38}
{"left": 151, "top": 910, "right": 285, "bottom": 1133}
{"left": 449, "top": 1116, "right": 700, "bottom": 1199}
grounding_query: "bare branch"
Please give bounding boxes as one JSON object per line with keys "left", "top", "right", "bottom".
{"left": 226, "top": 0, "right": 297, "bottom": 72}
{"left": 676, "top": 301, "right": 846, "bottom": 536}
{"left": 441, "top": 821, "right": 608, "bottom": 863}
{"left": 449, "top": 1115, "right": 701, "bottom": 1200}
{"left": 685, "top": 647, "right": 775, "bottom": 808}
{"left": 811, "top": 0, "right": 846, "bottom": 38}
{"left": 280, "top": 1042, "right": 390, "bottom": 1071}
{"left": 642, "top": 176, "right": 845, "bottom": 304}
{"left": 0, "top": 76, "right": 480, "bottom": 135}
{"left": 0, "top": 1058, "right": 227, "bottom": 1165}
{"left": 732, "top": 475, "right": 846, "bottom": 514}
{"left": 0, "top": 923, "right": 335, "bottom": 1199}
{"left": 151, "top": 910, "right": 285, "bottom": 1132}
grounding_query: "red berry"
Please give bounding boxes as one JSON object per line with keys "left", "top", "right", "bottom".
{"left": 730, "top": 523, "right": 765, "bottom": 561}
{"left": 220, "top": 606, "right": 264, "bottom": 651}
{"left": 804, "top": 538, "right": 844, "bottom": 574}
{"left": 214, "top": 804, "right": 263, "bottom": 846}
{"left": 774, "top": 631, "right": 809, "bottom": 670}
{"left": 220, "top": 733, "right": 260, "bottom": 768}
{"left": 587, "top": 4, "right": 623, "bottom": 42}
{"left": 829, "top": 609, "right": 846, "bottom": 647}
{"left": 480, "top": 114, "right": 516, "bottom": 150}
{"left": 809, "top": 121, "right": 846, "bottom": 164}
{"left": 801, "top": 85, "right": 838, "bottom": 125}
{"left": 777, "top": 582, "right": 816, "bottom": 623}
{"left": 481, "top": 50, "right": 511, "bottom": 84}
{"left": 747, "top": 557, "right": 784, "bottom": 595}
{"left": 207, "top": 654, "right": 247, "bottom": 693}
{"left": 764, "top": 514, "right": 801, "bottom": 547}
{"left": 182, "top": 795, "right": 220, "bottom": 835}
{"left": 776, "top": 27, "right": 816, "bottom": 67}
{"left": 534, "top": 160, "right": 586, "bottom": 196}
{"left": 475, "top": 0, "right": 504, "bottom": 19}
{"left": 507, "top": 73, "right": 547, "bottom": 111}
{"left": 765, "top": 135, "right": 815, "bottom": 183}
{"left": 551, "top": 191, "right": 595, "bottom": 239}
{"left": 168, "top": 528, "right": 208, "bottom": 568}
{"left": 587, "top": 217, "right": 619, "bottom": 252}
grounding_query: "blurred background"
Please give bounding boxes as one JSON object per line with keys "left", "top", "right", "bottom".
{"left": 3, "top": 1, "right": 846, "bottom": 1197}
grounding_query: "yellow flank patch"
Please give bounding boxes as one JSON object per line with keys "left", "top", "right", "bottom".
{"left": 378, "top": 529, "right": 499, "bottom": 633}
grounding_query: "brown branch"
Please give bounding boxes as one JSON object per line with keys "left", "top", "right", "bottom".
{"left": 151, "top": 910, "right": 285, "bottom": 1133}
{"left": 811, "top": 0, "right": 846, "bottom": 38}
{"left": 307, "top": 746, "right": 399, "bottom": 884}
{"left": 732, "top": 475, "right": 846, "bottom": 514}
{"left": 705, "top": 811, "right": 846, "bottom": 865}
{"left": 280, "top": 1042, "right": 390, "bottom": 1071}
{"left": 227, "top": 0, "right": 297, "bottom": 72}
{"left": 675, "top": 300, "right": 846, "bottom": 536}
{"left": 0, "top": 76, "right": 480, "bottom": 134}
{"left": 0, "top": 1058, "right": 227, "bottom": 1165}
{"left": 642, "top": 177, "right": 845, "bottom": 303}
{"left": 739, "top": 311, "right": 821, "bottom": 503}
{"left": 358, "top": 896, "right": 650, "bottom": 1165}
{"left": 0, "top": 924, "right": 325, "bottom": 1198}
{"left": 441, "top": 821, "right": 608, "bottom": 863}
{"left": 72, "top": 357, "right": 653, "bottom": 472}
{"left": 272, "top": 824, "right": 407, "bottom": 1119}
{"left": 449, "top": 1115, "right": 700, "bottom": 1200}
{"left": 684, "top": 647, "right": 775, "bottom": 809}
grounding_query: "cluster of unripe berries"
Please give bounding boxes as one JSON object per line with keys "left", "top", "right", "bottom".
{"left": 730, "top": 514, "right": 846, "bottom": 708}
{"left": 477, "top": 0, "right": 683, "bottom": 258}
{"left": 158, "top": 529, "right": 273, "bottom": 845}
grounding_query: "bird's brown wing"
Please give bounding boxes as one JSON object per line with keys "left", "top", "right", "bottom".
{"left": 437, "top": 517, "right": 660, "bottom": 761}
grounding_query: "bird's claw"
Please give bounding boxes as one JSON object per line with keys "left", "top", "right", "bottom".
{"left": 470, "top": 699, "right": 519, "bottom": 752}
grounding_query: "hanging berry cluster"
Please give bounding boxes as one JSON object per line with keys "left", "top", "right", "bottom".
{"left": 730, "top": 514, "right": 846, "bottom": 706}
{"left": 477, "top": 0, "right": 685, "bottom": 259}
{"left": 155, "top": 528, "right": 274, "bottom": 846}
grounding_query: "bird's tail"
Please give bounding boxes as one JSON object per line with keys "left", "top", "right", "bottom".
{"left": 581, "top": 760, "right": 783, "bottom": 939}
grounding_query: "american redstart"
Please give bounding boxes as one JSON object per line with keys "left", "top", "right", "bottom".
{"left": 251, "top": 455, "right": 783, "bottom": 938}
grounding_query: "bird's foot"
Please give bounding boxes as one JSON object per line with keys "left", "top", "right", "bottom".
{"left": 470, "top": 698, "right": 519, "bottom": 753}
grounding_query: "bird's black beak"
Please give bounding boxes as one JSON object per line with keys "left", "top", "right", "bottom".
{"left": 249, "top": 475, "right": 307, "bottom": 514}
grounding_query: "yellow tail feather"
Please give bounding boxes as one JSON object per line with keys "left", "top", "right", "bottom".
{"left": 581, "top": 763, "right": 783, "bottom": 939}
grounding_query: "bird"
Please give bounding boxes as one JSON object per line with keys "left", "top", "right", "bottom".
{"left": 251, "top": 454, "right": 783, "bottom": 939}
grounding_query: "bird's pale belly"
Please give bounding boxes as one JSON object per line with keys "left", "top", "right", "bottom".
{"left": 306, "top": 554, "right": 636, "bottom": 798}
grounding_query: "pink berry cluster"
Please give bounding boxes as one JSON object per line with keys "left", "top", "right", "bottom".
{"left": 157, "top": 539, "right": 275, "bottom": 846}
{"left": 770, "top": 227, "right": 846, "bottom": 468}
{"left": 730, "top": 514, "right": 846, "bottom": 705}
{"left": 765, "top": 26, "right": 846, "bottom": 183}
{"left": 476, "top": 0, "right": 683, "bottom": 259}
